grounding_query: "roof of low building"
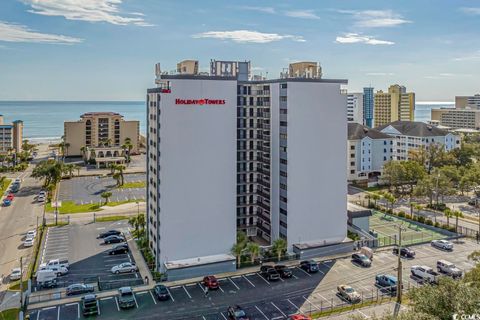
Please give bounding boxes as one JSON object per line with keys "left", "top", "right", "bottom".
{"left": 376, "top": 120, "right": 450, "bottom": 137}
{"left": 347, "top": 203, "right": 373, "bottom": 219}
{"left": 80, "top": 112, "right": 122, "bottom": 117}
{"left": 348, "top": 123, "right": 392, "bottom": 140}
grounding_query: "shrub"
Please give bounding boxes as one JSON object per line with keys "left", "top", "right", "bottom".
{"left": 425, "top": 219, "right": 433, "bottom": 226}
{"left": 434, "top": 222, "right": 440, "bottom": 228}
{"left": 398, "top": 212, "right": 405, "bottom": 218}
{"left": 405, "top": 214, "right": 412, "bottom": 220}
{"left": 418, "top": 216, "right": 426, "bottom": 223}
{"left": 387, "top": 209, "right": 393, "bottom": 214}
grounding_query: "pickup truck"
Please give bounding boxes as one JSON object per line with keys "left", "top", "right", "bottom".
{"left": 41, "top": 259, "right": 69, "bottom": 270}
{"left": 437, "top": 260, "right": 462, "bottom": 278}
{"left": 411, "top": 265, "right": 440, "bottom": 284}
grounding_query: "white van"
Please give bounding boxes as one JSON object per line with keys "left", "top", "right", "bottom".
{"left": 39, "top": 265, "right": 69, "bottom": 276}
{"left": 36, "top": 269, "right": 57, "bottom": 285}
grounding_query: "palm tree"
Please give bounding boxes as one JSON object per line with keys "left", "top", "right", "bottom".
{"left": 246, "top": 242, "right": 260, "bottom": 264}
{"left": 117, "top": 165, "right": 126, "bottom": 185}
{"left": 63, "top": 164, "right": 75, "bottom": 178}
{"left": 112, "top": 172, "right": 121, "bottom": 186}
{"left": 383, "top": 192, "right": 396, "bottom": 212}
{"left": 137, "top": 213, "right": 146, "bottom": 232}
{"left": 100, "top": 191, "right": 112, "bottom": 205}
{"left": 453, "top": 210, "right": 463, "bottom": 233}
{"left": 444, "top": 208, "right": 453, "bottom": 227}
{"left": 109, "top": 163, "right": 118, "bottom": 175}
{"left": 271, "top": 238, "right": 287, "bottom": 262}
{"left": 129, "top": 215, "right": 141, "bottom": 235}
{"left": 371, "top": 193, "right": 381, "bottom": 208}
{"left": 80, "top": 146, "right": 87, "bottom": 161}
{"left": 231, "top": 243, "right": 245, "bottom": 268}
{"left": 122, "top": 137, "right": 133, "bottom": 163}
{"left": 75, "top": 164, "right": 82, "bottom": 176}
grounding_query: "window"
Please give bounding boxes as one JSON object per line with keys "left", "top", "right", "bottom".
{"left": 280, "top": 96, "right": 287, "bottom": 102}
{"left": 350, "top": 145, "right": 355, "bottom": 150}
{"left": 280, "top": 196, "right": 288, "bottom": 203}
{"left": 280, "top": 83, "right": 287, "bottom": 89}
{"left": 280, "top": 171, "right": 287, "bottom": 177}
{"left": 280, "top": 159, "right": 287, "bottom": 165}
{"left": 280, "top": 109, "right": 287, "bottom": 114}
{"left": 280, "top": 121, "right": 288, "bottom": 127}
{"left": 280, "top": 183, "right": 287, "bottom": 190}
{"left": 350, "top": 170, "right": 355, "bottom": 174}
{"left": 350, "top": 161, "right": 355, "bottom": 166}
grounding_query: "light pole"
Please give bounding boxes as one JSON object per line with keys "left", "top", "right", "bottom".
{"left": 396, "top": 225, "right": 406, "bottom": 305}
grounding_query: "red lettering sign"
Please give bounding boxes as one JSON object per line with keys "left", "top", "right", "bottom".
{"left": 175, "top": 98, "right": 226, "bottom": 105}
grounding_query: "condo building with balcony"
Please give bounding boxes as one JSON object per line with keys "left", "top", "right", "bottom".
{"left": 0, "top": 115, "right": 23, "bottom": 155}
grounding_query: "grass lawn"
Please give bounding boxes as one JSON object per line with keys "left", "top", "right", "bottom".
{"left": 1, "top": 178, "right": 11, "bottom": 195}
{"left": 46, "top": 199, "right": 145, "bottom": 214}
{"left": 96, "top": 215, "right": 129, "bottom": 222}
{"left": 0, "top": 308, "right": 19, "bottom": 320}
{"left": 118, "top": 181, "right": 146, "bottom": 189}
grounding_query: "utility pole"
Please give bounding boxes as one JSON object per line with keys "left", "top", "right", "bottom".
{"left": 396, "top": 225, "right": 405, "bottom": 305}
{"left": 19, "top": 257, "right": 23, "bottom": 307}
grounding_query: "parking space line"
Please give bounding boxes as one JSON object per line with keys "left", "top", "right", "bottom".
{"left": 292, "top": 274, "right": 299, "bottom": 279}
{"left": 271, "top": 302, "right": 286, "bottom": 317}
{"left": 218, "top": 284, "right": 224, "bottom": 293}
{"left": 97, "top": 301, "right": 100, "bottom": 316}
{"left": 37, "top": 311, "right": 40, "bottom": 320}
{"left": 182, "top": 285, "right": 192, "bottom": 299}
{"left": 221, "top": 313, "right": 228, "bottom": 320}
{"left": 133, "top": 293, "right": 139, "bottom": 308}
{"left": 149, "top": 290, "right": 157, "bottom": 305}
{"left": 42, "top": 306, "right": 56, "bottom": 311}
{"left": 115, "top": 297, "right": 120, "bottom": 311}
{"left": 101, "top": 297, "right": 113, "bottom": 301}
{"left": 296, "top": 267, "right": 312, "bottom": 277}
{"left": 229, "top": 277, "right": 240, "bottom": 290}
{"left": 242, "top": 275, "right": 256, "bottom": 287}
{"left": 255, "top": 305, "right": 269, "bottom": 320}
{"left": 357, "top": 309, "right": 370, "bottom": 319}
{"left": 57, "top": 306, "right": 60, "bottom": 320}
{"left": 256, "top": 273, "right": 271, "bottom": 285}
{"left": 316, "top": 292, "right": 330, "bottom": 302}
{"left": 303, "top": 296, "right": 320, "bottom": 310}
{"left": 287, "top": 299, "right": 299, "bottom": 311}
{"left": 166, "top": 287, "right": 175, "bottom": 302}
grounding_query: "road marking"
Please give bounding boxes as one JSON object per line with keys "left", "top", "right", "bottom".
{"left": 202, "top": 317, "right": 206, "bottom": 320}
{"left": 229, "top": 277, "right": 240, "bottom": 290}
{"left": 296, "top": 267, "right": 312, "bottom": 277}
{"left": 218, "top": 284, "right": 224, "bottom": 293}
{"left": 292, "top": 274, "right": 299, "bottom": 279}
{"left": 255, "top": 305, "right": 269, "bottom": 320}
{"left": 42, "top": 306, "right": 56, "bottom": 311}
{"left": 57, "top": 306, "right": 60, "bottom": 320}
{"left": 287, "top": 299, "right": 299, "bottom": 311}
{"left": 133, "top": 293, "right": 139, "bottom": 308}
{"left": 36, "top": 311, "right": 40, "bottom": 320}
{"left": 256, "top": 273, "right": 271, "bottom": 285}
{"left": 165, "top": 287, "right": 175, "bottom": 302}
{"left": 149, "top": 290, "right": 157, "bottom": 304}
{"left": 100, "top": 297, "right": 113, "bottom": 301}
{"left": 271, "top": 302, "right": 286, "bottom": 317}
{"left": 220, "top": 313, "right": 228, "bottom": 320}
{"left": 97, "top": 227, "right": 106, "bottom": 230}
{"left": 97, "top": 300, "right": 100, "bottom": 316}
{"left": 316, "top": 292, "right": 330, "bottom": 302}
{"left": 242, "top": 275, "right": 256, "bottom": 287}
{"left": 303, "top": 296, "right": 320, "bottom": 310}
{"left": 357, "top": 309, "right": 370, "bottom": 318}
{"left": 182, "top": 285, "right": 192, "bottom": 299}
{"left": 115, "top": 297, "right": 120, "bottom": 311}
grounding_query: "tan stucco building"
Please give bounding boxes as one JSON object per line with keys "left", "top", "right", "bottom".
{"left": 0, "top": 115, "right": 23, "bottom": 155}
{"left": 64, "top": 112, "right": 139, "bottom": 161}
{"left": 374, "top": 85, "right": 415, "bottom": 127}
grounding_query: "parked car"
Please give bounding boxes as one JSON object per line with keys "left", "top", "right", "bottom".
{"left": 108, "top": 244, "right": 129, "bottom": 255}
{"left": 10, "top": 268, "right": 21, "bottom": 281}
{"left": 274, "top": 265, "right": 293, "bottom": 278}
{"left": 260, "top": 265, "right": 280, "bottom": 281}
{"left": 411, "top": 265, "right": 440, "bottom": 284}
{"left": 351, "top": 253, "right": 371, "bottom": 267}
{"left": 392, "top": 246, "right": 415, "bottom": 258}
{"left": 39, "top": 265, "right": 69, "bottom": 276}
{"left": 300, "top": 260, "right": 319, "bottom": 273}
{"left": 26, "top": 230, "right": 37, "bottom": 239}
{"left": 359, "top": 246, "right": 374, "bottom": 260}
{"left": 3, "top": 199, "right": 11, "bottom": 206}
{"left": 375, "top": 274, "right": 399, "bottom": 293}
{"left": 227, "top": 305, "right": 249, "bottom": 320}
{"left": 42, "top": 259, "right": 69, "bottom": 269}
{"left": 81, "top": 294, "right": 99, "bottom": 316}
{"left": 104, "top": 235, "right": 125, "bottom": 244}
{"left": 117, "top": 287, "right": 136, "bottom": 309}
{"left": 6, "top": 194, "right": 14, "bottom": 201}
{"left": 36, "top": 270, "right": 57, "bottom": 287}
{"left": 66, "top": 283, "right": 94, "bottom": 296}
{"left": 23, "top": 236, "right": 34, "bottom": 247}
{"left": 111, "top": 262, "right": 138, "bottom": 274}
{"left": 153, "top": 284, "right": 170, "bottom": 301}
{"left": 337, "top": 284, "right": 361, "bottom": 303}
{"left": 97, "top": 230, "right": 122, "bottom": 239}
{"left": 37, "top": 195, "right": 45, "bottom": 203}
{"left": 468, "top": 198, "right": 479, "bottom": 206}
{"left": 437, "top": 260, "right": 462, "bottom": 278}
{"left": 289, "top": 315, "right": 312, "bottom": 320}
{"left": 431, "top": 239, "right": 453, "bottom": 251}
{"left": 203, "top": 275, "right": 219, "bottom": 289}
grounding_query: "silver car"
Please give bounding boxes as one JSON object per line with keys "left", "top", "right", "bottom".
{"left": 431, "top": 239, "right": 453, "bottom": 251}
{"left": 111, "top": 262, "right": 138, "bottom": 274}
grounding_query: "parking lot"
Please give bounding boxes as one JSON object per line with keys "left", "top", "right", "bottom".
{"left": 36, "top": 221, "right": 141, "bottom": 291}
{"left": 28, "top": 239, "right": 480, "bottom": 319}
{"left": 58, "top": 174, "right": 145, "bottom": 205}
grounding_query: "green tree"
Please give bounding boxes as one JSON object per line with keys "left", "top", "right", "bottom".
{"left": 382, "top": 192, "right": 396, "bottom": 212}
{"left": 63, "top": 163, "right": 75, "bottom": 178}
{"left": 100, "top": 191, "right": 112, "bottom": 205}
{"left": 231, "top": 243, "right": 245, "bottom": 267}
{"left": 444, "top": 208, "right": 453, "bottom": 227}
{"left": 453, "top": 210, "right": 463, "bottom": 233}
{"left": 271, "top": 238, "right": 287, "bottom": 262}
{"left": 31, "top": 159, "right": 64, "bottom": 187}
{"left": 246, "top": 242, "right": 260, "bottom": 264}
{"left": 112, "top": 172, "right": 121, "bottom": 186}
{"left": 122, "top": 137, "right": 133, "bottom": 163}
{"left": 409, "top": 144, "right": 456, "bottom": 174}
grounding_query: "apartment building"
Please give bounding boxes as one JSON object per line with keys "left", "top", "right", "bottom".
{"left": 456, "top": 94, "right": 480, "bottom": 109}
{"left": 374, "top": 85, "right": 415, "bottom": 127}
{"left": 431, "top": 108, "right": 480, "bottom": 130}
{"left": 347, "top": 123, "right": 393, "bottom": 183}
{"left": 0, "top": 115, "right": 23, "bottom": 155}
{"left": 363, "top": 87, "right": 374, "bottom": 128}
{"left": 64, "top": 112, "right": 139, "bottom": 166}
{"left": 347, "top": 93, "right": 364, "bottom": 124}
{"left": 146, "top": 60, "right": 348, "bottom": 279}
{"left": 376, "top": 121, "right": 460, "bottom": 160}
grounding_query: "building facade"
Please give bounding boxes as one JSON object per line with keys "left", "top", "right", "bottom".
{"left": 347, "top": 93, "right": 364, "bottom": 124}
{"left": 376, "top": 121, "right": 460, "bottom": 160}
{"left": 347, "top": 123, "right": 394, "bottom": 183}
{"left": 431, "top": 108, "right": 480, "bottom": 130}
{"left": 374, "top": 85, "right": 415, "bottom": 127}
{"left": 64, "top": 112, "right": 139, "bottom": 163}
{"left": 147, "top": 60, "right": 347, "bottom": 278}
{"left": 0, "top": 115, "right": 23, "bottom": 155}
{"left": 456, "top": 94, "right": 480, "bottom": 109}
{"left": 363, "top": 87, "right": 374, "bottom": 128}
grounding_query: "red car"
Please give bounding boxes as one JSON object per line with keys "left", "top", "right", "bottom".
{"left": 6, "top": 194, "right": 14, "bottom": 201}
{"left": 290, "top": 315, "right": 312, "bottom": 320}
{"left": 203, "top": 275, "right": 219, "bottom": 289}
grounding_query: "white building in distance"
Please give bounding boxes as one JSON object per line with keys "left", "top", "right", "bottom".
{"left": 347, "top": 93, "right": 364, "bottom": 124}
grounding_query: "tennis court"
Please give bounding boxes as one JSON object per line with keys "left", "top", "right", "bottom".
{"left": 370, "top": 211, "right": 446, "bottom": 246}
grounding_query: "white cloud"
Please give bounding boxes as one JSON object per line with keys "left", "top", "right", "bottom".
{"left": 425, "top": 73, "right": 472, "bottom": 79}
{"left": 460, "top": 7, "right": 480, "bottom": 15}
{"left": 21, "top": 0, "right": 152, "bottom": 26}
{"left": 335, "top": 33, "right": 394, "bottom": 45}
{"left": 0, "top": 21, "right": 82, "bottom": 44}
{"left": 192, "top": 30, "right": 305, "bottom": 43}
{"left": 240, "top": 6, "right": 276, "bottom": 14}
{"left": 339, "top": 9, "right": 411, "bottom": 28}
{"left": 453, "top": 51, "right": 480, "bottom": 61}
{"left": 366, "top": 72, "right": 395, "bottom": 76}
{"left": 284, "top": 10, "right": 320, "bottom": 20}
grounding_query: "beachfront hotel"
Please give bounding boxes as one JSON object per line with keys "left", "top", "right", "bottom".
{"left": 374, "top": 85, "right": 415, "bottom": 127}
{"left": 146, "top": 59, "right": 348, "bottom": 280}
{"left": 64, "top": 112, "right": 139, "bottom": 167}
{"left": 0, "top": 115, "right": 23, "bottom": 155}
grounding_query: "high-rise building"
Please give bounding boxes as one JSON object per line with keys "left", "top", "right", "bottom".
{"left": 374, "top": 85, "right": 415, "bottom": 127}
{"left": 455, "top": 94, "right": 480, "bottom": 109}
{"left": 363, "top": 87, "right": 374, "bottom": 128}
{"left": 347, "top": 93, "right": 364, "bottom": 124}
{"left": 146, "top": 60, "right": 348, "bottom": 279}
{"left": 431, "top": 108, "right": 480, "bottom": 130}
{"left": 0, "top": 115, "right": 23, "bottom": 155}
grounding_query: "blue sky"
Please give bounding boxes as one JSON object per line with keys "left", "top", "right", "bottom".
{"left": 0, "top": 0, "right": 479, "bottom": 101}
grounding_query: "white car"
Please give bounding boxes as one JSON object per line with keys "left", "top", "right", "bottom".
{"left": 23, "top": 236, "right": 34, "bottom": 247}
{"left": 39, "top": 265, "right": 69, "bottom": 276}
{"left": 111, "top": 262, "right": 138, "bottom": 274}
{"left": 37, "top": 195, "right": 45, "bottom": 203}
{"left": 10, "top": 268, "right": 21, "bottom": 281}
{"left": 26, "top": 230, "right": 37, "bottom": 239}
{"left": 431, "top": 239, "right": 453, "bottom": 251}
{"left": 411, "top": 265, "right": 440, "bottom": 284}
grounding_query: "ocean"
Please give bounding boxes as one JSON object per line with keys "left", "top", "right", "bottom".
{"left": 0, "top": 100, "right": 455, "bottom": 141}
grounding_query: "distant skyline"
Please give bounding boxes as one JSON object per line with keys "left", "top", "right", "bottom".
{"left": 0, "top": 0, "right": 479, "bottom": 101}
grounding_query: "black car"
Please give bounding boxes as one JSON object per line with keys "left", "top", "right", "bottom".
{"left": 260, "top": 265, "right": 280, "bottom": 281}
{"left": 81, "top": 294, "right": 99, "bottom": 316}
{"left": 300, "top": 260, "right": 319, "bottom": 273}
{"left": 108, "top": 244, "right": 129, "bottom": 255}
{"left": 274, "top": 265, "right": 293, "bottom": 278}
{"left": 227, "top": 305, "right": 249, "bottom": 320}
{"left": 97, "top": 230, "right": 121, "bottom": 239}
{"left": 352, "top": 253, "right": 372, "bottom": 267}
{"left": 66, "top": 283, "right": 94, "bottom": 296}
{"left": 392, "top": 247, "right": 415, "bottom": 258}
{"left": 104, "top": 235, "right": 125, "bottom": 244}
{"left": 153, "top": 284, "right": 170, "bottom": 301}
